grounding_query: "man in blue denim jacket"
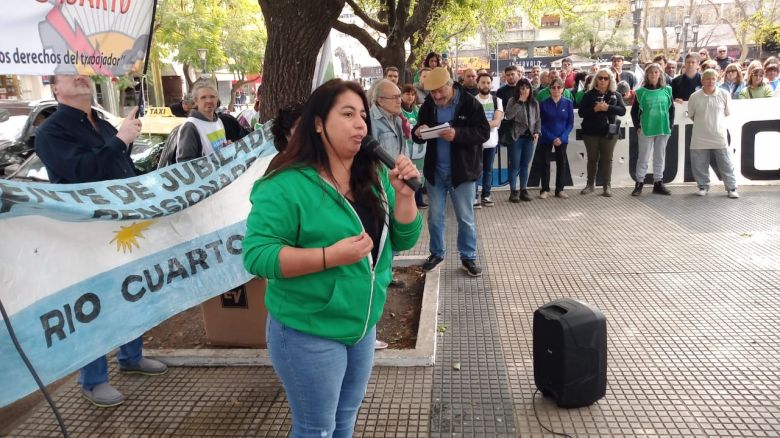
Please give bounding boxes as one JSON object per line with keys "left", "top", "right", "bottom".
{"left": 370, "top": 79, "right": 407, "bottom": 159}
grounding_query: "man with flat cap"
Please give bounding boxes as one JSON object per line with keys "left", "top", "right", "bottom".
{"left": 411, "top": 67, "right": 490, "bottom": 277}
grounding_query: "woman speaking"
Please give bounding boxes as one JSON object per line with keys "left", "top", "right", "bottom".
{"left": 243, "top": 79, "right": 422, "bottom": 437}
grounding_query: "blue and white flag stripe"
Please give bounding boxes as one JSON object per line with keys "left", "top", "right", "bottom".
{"left": 0, "top": 130, "right": 277, "bottom": 407}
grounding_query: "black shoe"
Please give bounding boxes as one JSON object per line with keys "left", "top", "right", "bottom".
{"left": 461, "top": 260, "right": 483, "bottom": 277}
{"left": 653, "top": 181, "right": 671, "bottom": 195}
{"left": 422, "top": 254, "right": 444, "bottom": 271}
{"left": 520, "top": 189, "right": 532, "bottom": 202}
{"left": 631, "top": 182, "right": 643, "bottom": 196}
{"left": 509, "top": 191, "right": 520, "bottom": 203}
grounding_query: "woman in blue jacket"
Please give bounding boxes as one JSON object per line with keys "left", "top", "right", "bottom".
{"left": 535, "top": 78, "right": 574, "bottom": 198}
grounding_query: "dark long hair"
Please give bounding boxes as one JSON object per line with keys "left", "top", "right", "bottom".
{"left": 514, "top": 78, "right": 536, "bottom": 104}
{"left": 266, "top": 79, "right": 385, "bottom": 222}
{"left": 423, "top": 52, "right": 441, "bottom": 69}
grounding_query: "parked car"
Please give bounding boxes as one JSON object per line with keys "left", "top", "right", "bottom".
{"left": 0, "top": 100, "right": 122, "bottom": 174}
{"left": 4, "top": 113, "right": 184, "bottom": 182}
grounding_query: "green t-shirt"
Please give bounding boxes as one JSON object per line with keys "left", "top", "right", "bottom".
{"left": 536, "top": 86, "right": 574, "bottom": 102}
{"left": 402, "top": 106, "right": 426, "bottom": 180}
{"left": 635, "top": 86, "right": 673, "bottom": 136}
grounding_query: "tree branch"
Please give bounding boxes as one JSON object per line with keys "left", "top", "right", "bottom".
{"left": 403, "top": 0, "right": 437, "bottom": 35}
{"left": 332, "top": 20, "right": 386, "bottom": 58}
{"left": 345, "top": 0, "right": 388, "bottom": 33}
{"left": 444, "top": 24, "right": 470, "bottom": 41}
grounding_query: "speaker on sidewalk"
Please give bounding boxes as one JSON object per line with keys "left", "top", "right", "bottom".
{"left": 533, "top": 298, "right": 607, "bottom": 408}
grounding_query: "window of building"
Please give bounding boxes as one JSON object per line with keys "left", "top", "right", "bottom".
{"left": 540, "top": 15, "right": 560, "bottom": 27}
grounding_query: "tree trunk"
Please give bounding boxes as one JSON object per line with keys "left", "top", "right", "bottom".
{"left": 183, "top": 63, "right": 194, "bottom": 92}
{"left": 258, "top": 0, "right": 346, "bottom": 122}
{"left": 229, "top": 80, "right": 248, "bottom": 113}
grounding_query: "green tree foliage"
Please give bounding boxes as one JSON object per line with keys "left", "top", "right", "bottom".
{"left": 409, "top": 0, "right": 514, "bottom": 69}
{"left": 154, "top": 0, "right": 266, "bottom": 96}
{"left": 560, "top": 5, "right": 632, "bottom": 58}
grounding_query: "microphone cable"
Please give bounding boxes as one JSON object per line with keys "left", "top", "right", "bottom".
{"left": 0, "top": 297, "right": 69, "bottom": 438}
{"left": 533, "top": 388, "right": 574, "bottom": 437}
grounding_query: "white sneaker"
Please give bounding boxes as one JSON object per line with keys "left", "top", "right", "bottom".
{"left": 728, "top": 190, "right": 740, "bottom": 199}
{"left": 696, "top": 188, "right": 708, "bottom": 196}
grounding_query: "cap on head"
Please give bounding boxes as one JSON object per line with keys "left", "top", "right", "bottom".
{"left": 423, "top": 67, "right": 451, "bottom": 91}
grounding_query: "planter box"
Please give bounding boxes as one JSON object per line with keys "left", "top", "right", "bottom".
{"left": 146, "top": 255, "right": 440, "bottom": 367}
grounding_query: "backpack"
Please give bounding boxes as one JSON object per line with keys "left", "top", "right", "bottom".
{"left": 156, "top": 124, "right": 183, "bottom": 169}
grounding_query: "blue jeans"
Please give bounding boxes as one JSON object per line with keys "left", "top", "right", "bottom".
{"left": 79, "top": 336, "right": 143, "bottom": 389}
{"left": 508, "top": 137, "right": 535, "bottom": 191}
{"left": 427, "top": 170, "right": 478, "bottom": 261}
{"left": 267, "top": 315, "right": 375, "bottom": 438}
{"left": 476, "top": 147, "right": 497, "bottom": 198}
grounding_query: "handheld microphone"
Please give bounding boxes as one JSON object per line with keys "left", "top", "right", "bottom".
{"left": 361, "top": 136, "right": 421, "bottom": 191}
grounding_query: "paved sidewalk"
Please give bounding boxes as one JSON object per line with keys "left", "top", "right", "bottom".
{"left": 7, "top": 185, "right": 780, "bottom": 437}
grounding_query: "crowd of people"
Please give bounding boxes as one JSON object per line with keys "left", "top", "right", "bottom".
{"left": 31, "top": 46, "right": 775, "bottom": 435}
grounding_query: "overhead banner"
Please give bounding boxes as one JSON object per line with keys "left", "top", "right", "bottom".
{"left": 0, "top": 129, "right": 277, "bottom": 407}
{"left": 0, "top": 0, "right": 156, "bottom": 76}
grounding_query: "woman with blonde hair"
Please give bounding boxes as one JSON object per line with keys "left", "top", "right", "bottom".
{"left": 577, "top": 68, "right": 626, "bottom": 197}
{"left": 719, "top": 63, "right": 745, "bottom": 99}
{"left": 630, "top": 63, "right": 674, "bottom": 196}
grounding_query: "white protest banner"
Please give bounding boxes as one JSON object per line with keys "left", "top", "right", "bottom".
{"left": 0, "top": 0, "right": 156, "bottom": 77}
{"left": 489, "top": 98, "right": 780, "bottom": 189}
{"left": 0, "top": 129, "right": 277, "bottom": 407}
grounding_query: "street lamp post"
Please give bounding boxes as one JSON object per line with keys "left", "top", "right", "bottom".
{"left": 674, "top": 16, "right": 699, "bottom": 61}
{"left": 197, "top": 48, "right": 208, "bottom": 76}
{"left": 631, "top": 0, "right": 645, "bottom": 65}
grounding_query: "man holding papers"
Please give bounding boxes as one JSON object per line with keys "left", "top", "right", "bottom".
{"left": 412, "top": 67, "right": 490, "bottom": 277}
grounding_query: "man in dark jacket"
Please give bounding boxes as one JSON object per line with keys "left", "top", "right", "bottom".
{"left": 411, "top": 67, "right": 490, "bottom": 277}
{"left": 35, "top": 75, "right": 168, "bottom": 407}
{"left": 176, "top": 80, "right": 228, "bottom": 162}
{"left": 169, "top": 95, "right": 194, "bottom": 117}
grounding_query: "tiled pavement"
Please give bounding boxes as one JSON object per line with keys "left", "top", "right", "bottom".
{"left": 7, "top": 185, "right": 780, "bottom": 437}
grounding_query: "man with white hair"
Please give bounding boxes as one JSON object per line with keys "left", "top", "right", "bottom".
{"left": 411, "top": 67, "right": 490, "bottom": 277}
{"left": 687, "top": 69, "right": 739, "bottom": 198}
{"left": 714, "top": 46, "right": 734, "bottom": 71}
{"left": 370, "top": 79, "right": 407, "bottom": 164}
{"left": 176, "top": 80, "right": 228, "bottom": 162}
{"left": 35, "top": 75, "right": 168, "bottom": 407}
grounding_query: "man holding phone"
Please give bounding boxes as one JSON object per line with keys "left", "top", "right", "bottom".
{"left": 35, "top": 75, "right": 168, "bottom": 407}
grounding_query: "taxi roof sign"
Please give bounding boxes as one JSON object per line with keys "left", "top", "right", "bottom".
{"left": 146, "top": 107, "right": 174, "bottom": 117}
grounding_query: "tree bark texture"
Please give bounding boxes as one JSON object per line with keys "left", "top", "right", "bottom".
{"left": 333, "top": 0, "right": 440, "bottom": 73}
{"left": 258, "top": 0, "right": 346, "bottom": 122}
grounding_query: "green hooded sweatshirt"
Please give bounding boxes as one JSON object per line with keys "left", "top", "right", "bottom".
{"left": 242, "top": 165, "right": 422, "bottom": 345}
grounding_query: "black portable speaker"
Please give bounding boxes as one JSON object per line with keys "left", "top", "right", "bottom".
{"left": 533, "top": 298, "right": 607, "bottom": 408}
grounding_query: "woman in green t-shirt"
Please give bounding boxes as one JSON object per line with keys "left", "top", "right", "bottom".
{"left": 630, "top": 63, "right": 675, "bottom": 196}
{"left": 739, "top": 67, "right": 774, "bottom": 99}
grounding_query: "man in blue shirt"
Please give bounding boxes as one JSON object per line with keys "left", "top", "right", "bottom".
{"left": 35, "top": 75, "right": 168, "bottom": 407}
{"left": 411, "top": 68, "right": 490, "bottom": 277}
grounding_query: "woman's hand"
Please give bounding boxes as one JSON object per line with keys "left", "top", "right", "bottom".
{"left": 553, "top": 138, "right": 561, "bottom": 146}
{"left": 389, "top": 155, "right": 420, "bottom": 197}
{"left": 326, "top": 233, "right": 373, "bottom": 267}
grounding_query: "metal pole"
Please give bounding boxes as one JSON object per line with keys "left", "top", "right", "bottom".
{"left": 632, "top": 8, "right": 641, "bottom": 64}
